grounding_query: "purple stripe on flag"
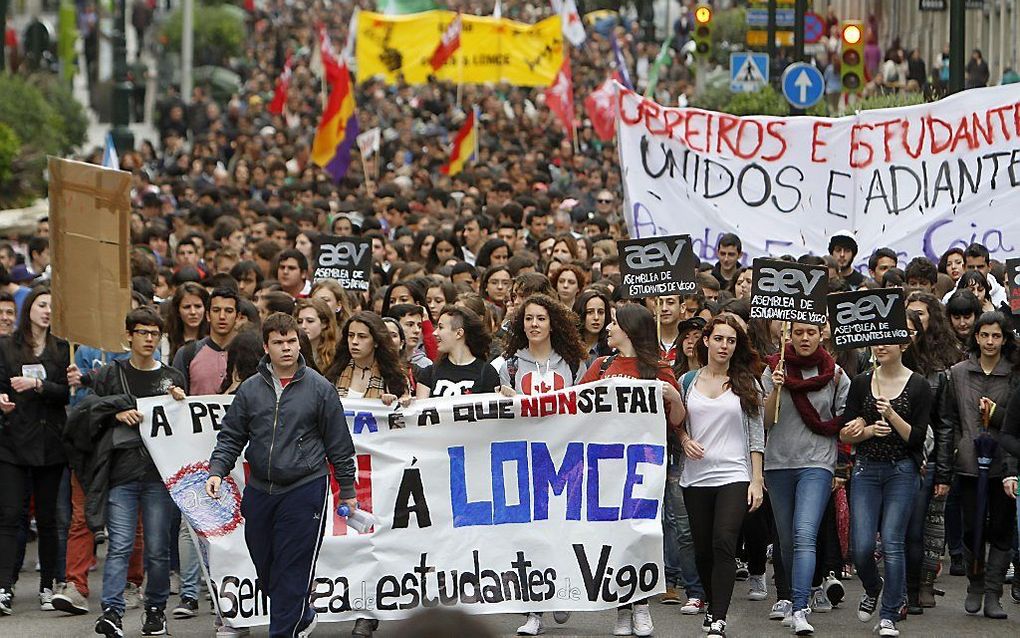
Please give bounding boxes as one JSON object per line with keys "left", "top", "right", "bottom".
{"left": 325, "top": 115, "right": 360, "bottom": 183}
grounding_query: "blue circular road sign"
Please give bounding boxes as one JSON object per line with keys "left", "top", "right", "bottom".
{"left": 781, "top": 62, "right": 825, "bottom": 109}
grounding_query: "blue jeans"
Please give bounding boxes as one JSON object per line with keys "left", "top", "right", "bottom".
{"left": 766, "top": 467, "right": 832, "bottom": 612}
{"left": 102, "top": 481, "right": 176, "bottom": 614}
{"left": 850, "top": 458, "right": 919, "bottom": 622}
{"left": 664, "top": 465, "right": 705, "bottom": 598}
{"left": 179, "top": 521, "right": 202, "bottom": 600}
{"left": 905, "top": 462, "right": 935, "bottom": 594}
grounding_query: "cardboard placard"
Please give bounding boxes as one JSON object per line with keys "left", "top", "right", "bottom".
{"left": 48, "top": 157, "right": 133, "bottom": 352}
{"left": 1006, "top": 258, "right": 1020, "bottom": 315}
{"left": 827, "top": 288, "right": 910, "bottom": 350}
{"left": 617, "top": 235, "right": 699, "bottom": 299}
{"left": 312, "top": 235, "right": 372, "bottom": 291}
{"left": 749, "top": 259, "right": 828, "bottom": 324}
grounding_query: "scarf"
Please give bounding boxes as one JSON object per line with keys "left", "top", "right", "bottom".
{"left": 336, "top": 361, "right": 386, "bottom": 399}
{"left": 766, "top": 343, "right": 840, "bottom": 437}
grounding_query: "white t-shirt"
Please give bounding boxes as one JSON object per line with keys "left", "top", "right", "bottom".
{"left": 680, "top": 386, "right": 750, "bottom": 488}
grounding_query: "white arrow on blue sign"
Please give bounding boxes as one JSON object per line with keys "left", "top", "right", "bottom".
{"left": 781, "top": 62, "right": 824, "bottom": 109}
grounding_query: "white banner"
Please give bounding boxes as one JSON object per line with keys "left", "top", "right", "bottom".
{"left": 618, "top": 83, "right": 1020, "bottom": 269}
{"left": 138, "top": 379, "right": 667, "bottom": 628}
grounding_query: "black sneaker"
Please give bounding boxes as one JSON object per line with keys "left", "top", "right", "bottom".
{"left": 1011, "top": 580, "right": 1020, "bottom": 604}
{"left": 172, "top": 596, "right": 198, "bottom": 619}
{"left": 95, "top": 609, "right": 124, "bottom": 637}
{"left": 949, "top": 554, "right": 965, "bottom": 576}
{"left": 141, "top": 606, "right": 167, "bottom": 636}
{"left": 0, "top": 588, "right": 12, "bottom": 615}
{"left": 702, "top": 612, "right": 713, "bottom": 633}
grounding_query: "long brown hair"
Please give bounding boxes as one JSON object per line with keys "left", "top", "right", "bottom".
{"left": 326, "top": 311, "right": 408, "bottom": 397}
{"left": 167, "top": 282, "right": 209, "bottom": 359}
{"left": 502, "top": 294, "right": 587, "bottom": 369}
{"left": 697, "top": 314, "right": 763, "bottom": 418}
{"left": 294, "top": 297, "right": 339, "bottom": 371}
{"left": 613, "top": 303, "right": 664, "bottom": 380}
{"left": 15, "top": 286, "right": 55, "bottom": 358}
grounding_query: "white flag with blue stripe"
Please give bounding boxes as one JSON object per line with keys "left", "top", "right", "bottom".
{"left": 102, "top": 133, "right": 120, "bottom": 170}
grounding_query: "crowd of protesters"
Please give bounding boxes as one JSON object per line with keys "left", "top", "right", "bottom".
{"left": 0, "top": 1, "right": 1018, "bottom": 638}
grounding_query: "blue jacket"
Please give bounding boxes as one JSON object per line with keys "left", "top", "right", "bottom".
{"left": 209, "top": 354, "right": 356, "bottom": 497}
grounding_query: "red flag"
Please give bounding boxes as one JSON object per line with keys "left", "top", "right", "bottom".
{"left": 268, "top": 55, "right": 293, "bottom": 115}
{"left": 316, "top": 22, "right": 344, "bottom": 84}
{"left": 545, "top": 56, "right": 575, "bottom": 139}
{"left": 429, "top": 13, "right": 462, "bottom": 71}
{"left": 585, "top": 76, "right": 617, "bottom": 142}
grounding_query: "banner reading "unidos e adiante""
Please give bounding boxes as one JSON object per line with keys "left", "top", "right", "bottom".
{"left": 137, "top": 378, "right": 667, "bottom": 629}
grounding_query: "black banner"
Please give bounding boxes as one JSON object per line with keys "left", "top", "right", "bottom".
{"left": 312, "top": 235, "right": 372, "bottom": 291}
{"left": 749, "top": 259, "right": 828, "bottom": 324}
{"left": 826, "top": 288, "right": 910, "bottom": 350}
{"left": 617, "top": 235, "right": 699, "bottom": 299}
{"left": 1006, "top": 258, "right": 1020, "bottom": 314}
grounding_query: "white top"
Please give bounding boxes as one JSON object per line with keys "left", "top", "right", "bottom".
{"left": 344, "top": 389, "right": 365, "bottom": 399}
{"left": 680, "top": 386, "right": 750, "bottom": 488}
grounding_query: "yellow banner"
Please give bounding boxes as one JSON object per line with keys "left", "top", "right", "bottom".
{"left": 356, "top": 10, "right": 563, "bottom": 87}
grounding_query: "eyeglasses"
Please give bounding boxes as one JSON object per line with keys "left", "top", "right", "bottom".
{"left": 132, "top": 329, "right": 162, "bottom": 338}
{"left": 596, "top": 198, "right": 613, "bottom": 204}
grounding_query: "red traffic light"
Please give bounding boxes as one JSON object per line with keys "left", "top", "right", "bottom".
{"left": 695, "top": 6, "right": 712, "bottom": 24}
{"left": 842, "top": 23, "right": 862, "bottom": 45}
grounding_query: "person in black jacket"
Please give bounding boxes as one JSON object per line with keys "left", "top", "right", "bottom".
{"left": 206, "top": 312, "right": 356, "bottom": 638}
{"left": 0, "top": 286, "right": 70, "bottom": 615}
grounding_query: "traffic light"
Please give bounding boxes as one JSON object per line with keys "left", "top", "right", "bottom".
{"left": 693, "top": 4, "right": 713, "bottom": 58}
{"left": 840, "top": 20, "right": 865, "bottom": 94}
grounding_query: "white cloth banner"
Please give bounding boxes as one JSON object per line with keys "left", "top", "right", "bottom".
{"left": 618, "top": 83, "right": 1020, "bottom": 268}
{"left": 137, "top": 379, "right": 666, "bottom": 628}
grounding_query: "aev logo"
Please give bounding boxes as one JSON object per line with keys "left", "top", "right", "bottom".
{"left": 756, "top": 267, "right": 825, "bottom": 295}
{"left": 836, "top": 293, "right": 898, "bottom": 323}
{"left": 319, "top": 242, "right": 368, "bottom": 267}
{"left": 623, "top": 239, "right": 690, "bottom": 270}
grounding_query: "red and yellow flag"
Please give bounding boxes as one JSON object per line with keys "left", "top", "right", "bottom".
{"left": 440, "top": 107, "right": 478, "bottom": 176}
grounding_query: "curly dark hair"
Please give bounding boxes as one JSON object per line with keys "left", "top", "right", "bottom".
{"left": 326, "top": 311, "right": 408, "bottom": 397}
{"left": 502, "top": 294, "right": 587, "bottom": 369}
{"left": 696, "top": 314, "right": 764, "bottom": 418}
{"left": 905, "top": 291, "right": 964, "bottom": 371}
{"left": 903, "top": 310, "right": 939, "bottom": 378}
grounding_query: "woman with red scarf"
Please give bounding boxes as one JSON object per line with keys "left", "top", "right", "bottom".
{"left": 762, "top": 322, "right": 850, "bottom": 636}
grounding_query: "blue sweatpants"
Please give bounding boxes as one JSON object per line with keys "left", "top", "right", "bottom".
{"left": 241, "top": 476, "right": 328, "bottom": 638}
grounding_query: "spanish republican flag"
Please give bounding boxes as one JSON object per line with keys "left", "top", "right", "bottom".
{"left": 312, "top": 61, "right": 359, "bottom": 182}
{"left": 440, "top": 107, "right": 478, "bottom": 176}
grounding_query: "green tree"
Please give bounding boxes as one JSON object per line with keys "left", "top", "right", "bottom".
{"left": 0, "top": 124, "right": 20, "bottom": 190}
{"left": 163, "top": 3, "right": 246, "bottom": 66}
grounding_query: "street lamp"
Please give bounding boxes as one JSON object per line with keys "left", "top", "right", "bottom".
{"left": 110, "top": 0, "right": 134, "bottom": 153}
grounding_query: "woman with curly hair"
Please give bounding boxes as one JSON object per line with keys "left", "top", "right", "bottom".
{"left": 905, "top": 290, "right": 965, "bottom": 371}
{"left": 573, "top": 288, "right": 612, "bottom": 361}
{"left": 326, "top": 312, "right": 408, "bottom": 405}
{"left": 552, "top": 264, "right": 586, "bottom": 309}
{"left": 294, "top": 298, "right": 339, "bottom": 372}
{"left": 680, "top": 314, "right": 766, "bottom": 638}
{"left": 496, "top": 295, "right": 587, "bottom": 396}
{"left": 165, "top": 282, "right": 209, "bottom": 361}
{"left": 577, "top": 303, "right": 687, "bottom": 638}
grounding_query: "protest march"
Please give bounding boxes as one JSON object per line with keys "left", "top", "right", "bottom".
{"left": 2, "top": 1, "right": 1020, "bottom": 638}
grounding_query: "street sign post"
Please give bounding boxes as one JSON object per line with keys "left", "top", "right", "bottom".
{"left": 781, "top": 61, "right": 824, "bottom": 108}
{"left": 730, "top": 52, "right": 769, "bottom": 92}
{"left": 804, "top": 11, "right": 824, "bottom": 44}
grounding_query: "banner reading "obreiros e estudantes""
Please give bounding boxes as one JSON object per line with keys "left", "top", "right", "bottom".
{"left": 138, "top": 379, "right": 667, "bottom": 629}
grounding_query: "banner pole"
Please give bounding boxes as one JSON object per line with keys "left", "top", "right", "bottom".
{"left": 655, "top": 298, "right": 662, "bottom": 345}
{"left": 774, "top": 321, "right": 788, "bottom": 423}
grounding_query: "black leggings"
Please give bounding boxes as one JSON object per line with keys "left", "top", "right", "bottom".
{"left": 0, "top": 462, "right": 64, "bottom": 590}
{"left": 684, "top": 482, "right": 749, "bottom": 621}
{"left": 739, "top": 493, "right": 772, "bottom": 576}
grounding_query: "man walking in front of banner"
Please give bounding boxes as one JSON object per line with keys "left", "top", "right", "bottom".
{"left": 205, "top": 313, "right": 357, "bottom": 637}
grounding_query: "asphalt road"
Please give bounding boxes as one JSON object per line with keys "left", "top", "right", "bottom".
{"left": 3, "top": 550, "right": 1019, "bottom": 638}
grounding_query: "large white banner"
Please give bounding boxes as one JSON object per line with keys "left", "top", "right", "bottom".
{"left": 618, "top": 83, "right": 1020, "bottom": 269}
{"left": 137, "top": 379, "right": 667, "bottom": 628}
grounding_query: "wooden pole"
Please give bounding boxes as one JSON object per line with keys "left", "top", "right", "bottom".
{"left": 774, "top": 322, "right": 788, "bottom": 423}
{"left": 655, "top": 298, "right": 662, "bottom": 346}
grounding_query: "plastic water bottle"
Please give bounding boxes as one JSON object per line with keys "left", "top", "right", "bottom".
{"left": 336, "top": 503, "right": 377, "bottom": 534}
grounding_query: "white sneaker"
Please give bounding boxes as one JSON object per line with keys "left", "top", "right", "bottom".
{"left": 124, "top": 582, "right": 143, "bottom": 610}
{"left": 51, "top": 581, "right": 89, "bottom": 615}
{"left": 748, "top": 574, "right": 768, "bottom": 600}
{"left": 770, "top": 599, "right": 792, "bottom": 620}
{"left": 613, "top": 608, "right": 633, "bottom": 636}
{"left": 632, "top": 603, "right": 653, "bottom": 637}
{"left": 552, "top": 611, "right": 570, "bottom": 624}
{"left": 517, "top": 612, "right": 544, "bottom": 636}
{"left": 792, "top": 609, "right": 814, "bottom": 635}
{"left": 875, "top": 619, "right": 899, "bottom": 637}
{"left": 39, "top": 588, "right": 54, "bottom": 611}
{"left": 681, "top": 597, "right": 705, "bottom": 614}
{"left": 214, "top": 620, "right": 251, "bottom": 637}
{"left": 811, "top": 587, "right": 832, "bottom": 612}
{"left": 781, "top": 608, "right": 795, "bottom": 627}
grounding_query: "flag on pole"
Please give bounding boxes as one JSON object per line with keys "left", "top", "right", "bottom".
{"left": 554, "top": 0, "right": 585, "bottom": 46}
{"left": 584, "top": 77, "right": 617, "bottom": 142}
{"left": 440, "top": 106, "right": 478, "bottom": 176}
{"left": 268, "top": 55, "right": 293, "bottom": 115}
{"left": 342, "top": 8, "right": 359, "bottom": 65}
{"left": 545, "top": 55, "right": 575, "bottom": 139}
{"left": 356, "top": 127, "right": 381, "bottom": 159}
{"left": 102, "top": 132, "right": 120, "bottom": 170}
{"left": 610, "top": 37, "right": 632, "bottom": 89}
{"left": 430, "top": 12, "right": 462, "bottom": 71}
{"left": 311, "top": 61, "right": 360, "bottom": 182}
{"left": 644, "top": 35, "right": 673, "bottom": 98}
{"left": 313, "top": 22, "right": 344, "bottom": 83}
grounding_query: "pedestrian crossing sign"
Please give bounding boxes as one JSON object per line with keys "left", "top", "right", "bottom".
{"left": 730, "top": 52, "right": 769, "bottom": 93}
